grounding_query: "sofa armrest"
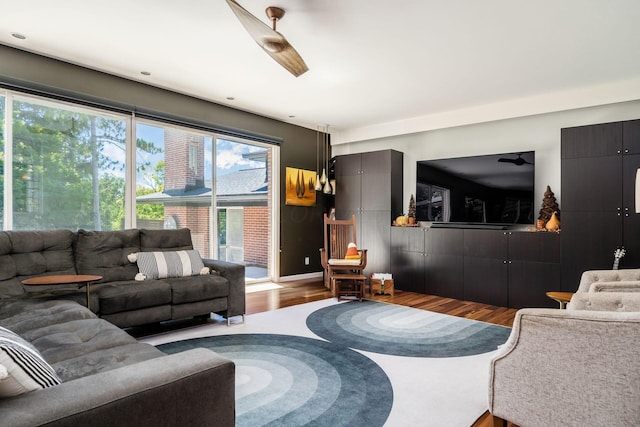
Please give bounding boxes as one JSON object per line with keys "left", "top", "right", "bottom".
{"left": 203, "top": 258, "right": 245, "bottom": 318}
{"left": 0, "top": 348, "right": 235, "bottom": 427}
{"left": 489, "top": 308, "right": 640, "bottom": 426}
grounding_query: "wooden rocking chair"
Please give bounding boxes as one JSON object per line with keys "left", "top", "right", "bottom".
{"left": 319, "top": 214, "right": 367, "bottom": 300}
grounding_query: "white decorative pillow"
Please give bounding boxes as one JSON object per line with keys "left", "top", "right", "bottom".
{"left": 135, "top": 250, "right": 209, "bottom": 280}
{"left": 0, "top": 326, "right": 61, "bottom": 398}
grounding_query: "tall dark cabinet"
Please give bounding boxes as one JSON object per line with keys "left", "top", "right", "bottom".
{"left": 334, "top": 150, "right": 403, "bottom": 276}
{"left": 561, "top": 119, "right": 640, "bottom": 289}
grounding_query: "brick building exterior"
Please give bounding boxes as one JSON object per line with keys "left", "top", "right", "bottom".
{"left": 139, "top": 128, "right": 270, "bottom": 274}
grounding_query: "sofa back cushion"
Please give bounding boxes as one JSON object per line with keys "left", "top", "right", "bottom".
{"left": 0, "top": 230, "right": 76, "bottom": 298}
{"left": 74, "top": 229, "right": 140, "bottom": 283}
{"left": 139, "top": 228, "right": 194, "bottom": 252}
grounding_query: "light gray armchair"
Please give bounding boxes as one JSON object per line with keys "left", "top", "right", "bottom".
{"left": 576, "top": 268, "right": 640, "bottom": 293}
{"left": 488, "top": 290, "right": 640, "bottom": 426}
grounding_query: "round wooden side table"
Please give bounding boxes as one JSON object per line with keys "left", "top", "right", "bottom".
{"left": 545, "top": 291, "right": 574, "bottom": 309}
{"left": 22, "top": 274, "right": 103, "bottom": 308}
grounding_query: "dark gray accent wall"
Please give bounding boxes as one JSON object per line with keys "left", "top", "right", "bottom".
{"left": 0, "top": 45, "right": 328, "bottom": 277}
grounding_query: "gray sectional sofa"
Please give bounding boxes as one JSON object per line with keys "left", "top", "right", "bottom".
{"left": 0, "top": 228, "right": 246, "bottom": 327}
{"left": 0, "top": 228, "right": 244, "bottom": 426}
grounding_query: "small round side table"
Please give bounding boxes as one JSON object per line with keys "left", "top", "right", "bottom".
{"left": 22, "top": 274, "right": 103, "bottom": 308}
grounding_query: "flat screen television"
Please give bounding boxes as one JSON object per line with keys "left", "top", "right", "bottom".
{"left": 416, "top": 151, "right": 535, "bottom": 228}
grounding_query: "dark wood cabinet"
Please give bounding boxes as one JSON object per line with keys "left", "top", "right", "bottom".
{"left": 390, "top": 227, "right": 559, "bottom": 307}
{"left": 561, "top": 119, "right": 640, "bottom": 289}
{"left": 463, "top": 230, "right": 509, "bottom": 306}
{"left": 390, "top": 227, "right": 426, "bottom": 293}
{"left": 335, "top": 150, "right": 403, "bottom": 276}
{"left": 508, "top": 231, "right": 561, "bottom": 308}
{"left": 426, "top": 228, "right": 464, "bottom": 300}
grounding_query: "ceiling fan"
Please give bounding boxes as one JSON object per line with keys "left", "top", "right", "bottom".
{"left": 498, "top": 153, "right": 533, "bottom": 166}
{"left": 225, "top": 0, "right": 309, "bottom": 77}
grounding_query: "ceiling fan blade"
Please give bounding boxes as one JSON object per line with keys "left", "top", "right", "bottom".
{"left": 225, "top": 0, "right": 309, "bottom": 77}
{"left": 262, "top": 39, "right": 309, "bottom": 77}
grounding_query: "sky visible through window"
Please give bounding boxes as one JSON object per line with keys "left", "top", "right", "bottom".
{"left": 135, "top": 124, "right": 264, "bottom": 189}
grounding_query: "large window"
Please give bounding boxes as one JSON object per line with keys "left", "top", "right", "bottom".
{"left": 10, "top": 96, "right": 128, "bottom": 230}
{"left": 1, "top": 91, "right": 276, "bottom": 281}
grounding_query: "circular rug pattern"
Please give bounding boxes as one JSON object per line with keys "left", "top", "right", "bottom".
{"left": 306, "top": 300, "right": 511, "bottom": 357}
{"left": 158, "top": 333, "right": 392, "bottom": 427}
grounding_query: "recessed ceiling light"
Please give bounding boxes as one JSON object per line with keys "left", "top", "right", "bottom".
{"left": 288, "top": 115, "right": 296, "bottom": 118}
{"left": 226, "top": 97, "right": 235, "bottom": 101}
{"left": 11, "top": 33, "right": 26, "bottom": 40}
{"left": 140, "top": 71, "right": 151, "bottom": 76}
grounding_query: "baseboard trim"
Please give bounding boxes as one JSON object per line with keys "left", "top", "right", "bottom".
{"left": 278, "top": 272, "right": 323, "bottom": 282}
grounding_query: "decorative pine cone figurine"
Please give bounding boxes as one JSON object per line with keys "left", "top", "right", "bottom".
{"left": 408, "top": 194, "right": 416, "bottom": 220}
{"left": 538, "top": 185, "right": 560, "bottom": 223}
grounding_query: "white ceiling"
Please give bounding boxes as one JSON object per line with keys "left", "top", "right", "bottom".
{"left": 2, "top": 0, "right": 640, "bottom": 144}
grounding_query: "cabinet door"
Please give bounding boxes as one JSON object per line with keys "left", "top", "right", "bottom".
{"left": 561, "top": 210, "right": 623, "bottom": 290}
{"left": 361, "top": 151, "right": 392, "bottom": 174}
{"left": 561, "top": 122, "right": 623, "bottom": 159}
{"left": 334, "top": 154, "right": 361, "bottom": 177}
{"left": 335, "top": 173, "right": 361, "bottom": 215}
{"left": 508, "top": 232, "right": 561, "bottom": 308}
{"left": 463, "top": 230, "right": 508, "bottom": 306}
{"left": 508, "top": 232, "right": 561, "bottom": 264}
{"left": 389, "top": 228, "right": 426, "bottom": 293}
{"left": 561, "top": 156, "right": 621, "bottom": 212}
{"left": 425, "top": 228, "right": 464, "bottom": 299}
{"left": 622, "top": 119, "right": 640, "bottom": 154}
{"left": 622, "top": 153, "right": 640, "bottom": 268}
{"left": 509, "top": 261, "right": 560, "bottom": 308}
{"left": 361, "top": 172, "right": 392, "bottom": 211}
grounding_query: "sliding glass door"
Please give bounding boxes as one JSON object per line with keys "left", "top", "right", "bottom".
{"left": 134, "top": 123, "right": 275, "bottom": 282}
{"left": 215, "top": 137, "right": 273, "bottom": 282}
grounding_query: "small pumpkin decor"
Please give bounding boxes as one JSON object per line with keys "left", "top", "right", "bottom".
{"left": 395, "top": 215, "right": 409, "bottom": 226}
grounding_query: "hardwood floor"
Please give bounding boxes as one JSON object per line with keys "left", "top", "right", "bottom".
{"left": 247, "top": 279, "right": 517, "bottom": 327}
{"left": 246, "top": 279, "right": 519, "bottom": 427}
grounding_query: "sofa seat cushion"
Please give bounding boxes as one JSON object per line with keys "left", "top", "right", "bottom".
{"left": 98, "top": 281, "right": 171, "bottom": 315}
{"left": 52, "top": 342, "right": 164, "bottom": 382}
{"left": 0, "top": 299, "right": 96, "bottom": 335}
{"left": 167, "top": 275, "right": 229, "bottom": 304}
{"left": 17, "top": 318, "right": 139, "bottom": 366}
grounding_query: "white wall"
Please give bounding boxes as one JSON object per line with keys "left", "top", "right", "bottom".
{"left": 332, "top": 100, "right": 640, "bottom": 216}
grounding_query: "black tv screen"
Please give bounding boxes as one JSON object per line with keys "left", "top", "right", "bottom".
{"left": 416, "top": 151, "right": 535, "bottom": 226}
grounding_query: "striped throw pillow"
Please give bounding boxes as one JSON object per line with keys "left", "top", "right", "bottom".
{"left": 0, "top": 326, "right": 62, "bottom": 398}
{"left": 136, "top": 250, "right": 206, "bottom": 280}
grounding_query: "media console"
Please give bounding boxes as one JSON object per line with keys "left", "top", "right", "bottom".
{"left": 390, "top": 226, "right": 560, "bottom": 309}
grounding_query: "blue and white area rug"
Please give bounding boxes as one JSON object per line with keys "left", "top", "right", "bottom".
{"left": 141, "top": 299, "right": 511, "bottom": 427}
{"left": 307, "top": 299, "right": 510, "bottom": 357}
